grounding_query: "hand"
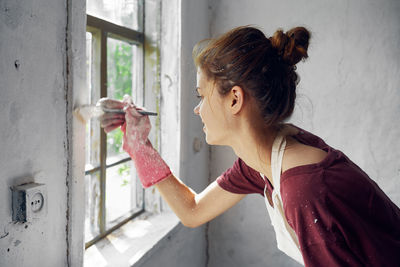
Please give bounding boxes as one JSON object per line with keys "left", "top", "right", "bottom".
{"left": 122, "top": 100, "right": 172, "bottom": 188}
{"left": 97, "top": 98, "right": 126, "bottom": 133}
{"left": 122, "top": 104, "right": 152, "bottom": 151}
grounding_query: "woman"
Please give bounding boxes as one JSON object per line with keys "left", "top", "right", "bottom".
{"left": 100, "top": 26, "right": 400, "bottom": 266}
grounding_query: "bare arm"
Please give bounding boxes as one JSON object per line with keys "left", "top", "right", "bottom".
{"left": 156, "top": 174, "right": 246, "bottom": 228}
{"left": 98, "top": 99, "right": 244, "bottom": 226}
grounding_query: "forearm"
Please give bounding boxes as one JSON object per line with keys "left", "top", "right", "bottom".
{"left": 155, "top": 174, "right": 200, "bottom": 228}
{"left": 101, "top": 98, "right": 245, "bottom": 229}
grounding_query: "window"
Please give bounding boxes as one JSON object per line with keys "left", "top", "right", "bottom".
{"left": 84, "top": 0, "right": 145, "bottom": 248}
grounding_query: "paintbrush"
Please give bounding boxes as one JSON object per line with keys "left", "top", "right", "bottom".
{"left": 74, "top": 104, "right": 157, "bottom": 123}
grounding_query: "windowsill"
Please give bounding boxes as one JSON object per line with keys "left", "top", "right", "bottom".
{"left": 84, "top": 211, "right": 181, "bottom": 267}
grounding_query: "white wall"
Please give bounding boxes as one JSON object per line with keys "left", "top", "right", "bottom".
{"left": 0, "top": 0, "right": 72, "bottom": 266}
{"left": 208, "top": 0, "right": 400, "bottom": 266}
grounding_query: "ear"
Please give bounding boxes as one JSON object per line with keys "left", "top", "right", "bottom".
{"left": 229, "top": 86, "right": 245, "bottom": 115}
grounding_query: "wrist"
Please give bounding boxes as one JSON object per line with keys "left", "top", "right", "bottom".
{"left": 126, "top": 141, "right": 172, "bottom": 188}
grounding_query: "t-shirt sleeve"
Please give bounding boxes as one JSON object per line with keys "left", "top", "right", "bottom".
{"left": 216, "top": 158, "right": 264, "bottom": 195}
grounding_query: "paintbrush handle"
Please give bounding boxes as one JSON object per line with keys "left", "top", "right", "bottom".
{"left": 137, "top": 110, "right": 158, "bottom": 116}
{"left": 102, "top": 107, "right": 158, "bottom": 116}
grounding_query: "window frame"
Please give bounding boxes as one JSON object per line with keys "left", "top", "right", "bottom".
{"left": 81, "top": 0, "right": 184, "bottom": 264}
{"left": 85, "top": 14, "right": 145, "bottom": 249}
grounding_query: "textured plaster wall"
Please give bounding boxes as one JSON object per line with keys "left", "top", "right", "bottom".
{"left": 208, "top": 0, "right": 400, "bottom": 266}
{"left": 0, "top": 0, "right": 71, "bottom": 266}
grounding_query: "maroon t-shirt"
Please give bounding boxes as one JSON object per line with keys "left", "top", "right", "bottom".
{"left": 217, "top": 125, "right": 400, "bottom": 267}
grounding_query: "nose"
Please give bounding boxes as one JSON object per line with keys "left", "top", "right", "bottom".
{"left": 193, "top": 102, "right": 200, "bottom": 115}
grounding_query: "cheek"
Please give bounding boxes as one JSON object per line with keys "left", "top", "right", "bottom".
{"left": 199, "top": 100, "right": 207, "bottom": 118}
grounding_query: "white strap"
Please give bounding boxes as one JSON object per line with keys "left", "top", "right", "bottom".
{"left": 271, "top": 132, "right": 286, "bottom": 194}
{"left": 268, "top": 129, "right": 304, "bottom": 265}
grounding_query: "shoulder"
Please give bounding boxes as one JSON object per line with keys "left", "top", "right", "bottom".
{"left": 280, "top": 167, "right": 327, "bottom": 208}
{"left": 285, "top": 123, "right": 332, "bottom": 150}
{"left": 217, "top": 158, "right": 264, "bottom": 195}
{"left": 224, "top": 157, "right": 255, "bottom": 178}
{"left": 282, "top": 135, "right": 328, "bottom": 173}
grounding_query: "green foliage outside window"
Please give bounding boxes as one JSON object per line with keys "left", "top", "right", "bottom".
{"left": 107, "top": 39, "right": 133, "bottom": 156}
{"left": 106, "top": 39, "right": 134, "bottom": 186}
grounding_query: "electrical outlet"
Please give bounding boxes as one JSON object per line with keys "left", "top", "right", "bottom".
{"left": 11, "top": 182, "right": 47, "bottom": 222}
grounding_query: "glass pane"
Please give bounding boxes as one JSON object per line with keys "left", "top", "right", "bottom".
{"left": 85, "top": 32, "right": 101, "bottom": 171}
{"left": 106, "top": 37, "right": 135, "bottom": 162}
{"left": 87, "top": 0, "right": 142, "bottom": 31}
{"left": 85, "top": 172, "right": 101, "bottom": 243}
{"left": 106, "top": 161, "right": 142, "bottom": 229}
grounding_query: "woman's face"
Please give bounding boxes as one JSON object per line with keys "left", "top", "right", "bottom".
{"left": 193, "top": 68, "right": 230, "bottom": 145}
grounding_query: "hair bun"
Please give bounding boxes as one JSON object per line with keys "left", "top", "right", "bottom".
{"left": 269, "top": 27, "right": 310, "bottom": 66}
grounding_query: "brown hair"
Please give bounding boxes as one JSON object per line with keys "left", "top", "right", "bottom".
{"left": 193, "top": 26, "right": 310, "bottom": 127}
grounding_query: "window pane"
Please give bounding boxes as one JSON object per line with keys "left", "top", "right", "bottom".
{"left": 106, "top": 161, "right": 142, "bottom": 229}
{"left": 85, "top": 172, "right": 101, "bottom": 243}
{"left": 87, "top": 0, "right": 142, "bottom": 31}
{"left": 106, "top": 37, "right": 135, "bottom": 162}
{"left": 85, "top": 31, "right": 101, "bottom": 171}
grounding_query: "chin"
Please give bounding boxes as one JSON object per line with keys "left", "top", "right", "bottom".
{"left": 205, "top": 134, "right": 223, "bottom": 146}
{"left": 204, "top": 134, "right": 215, "bottom": 145}
{"left": 204, "top": 135, "right": 213, "bottom": 145}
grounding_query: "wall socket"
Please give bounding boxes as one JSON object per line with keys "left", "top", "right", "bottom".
{"left": 11, "top": 182, "right": 47, "bottom": 222}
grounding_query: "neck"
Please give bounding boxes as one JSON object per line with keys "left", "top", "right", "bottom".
{"left": 227, "top": 119, "right": 279, "bottom": 183}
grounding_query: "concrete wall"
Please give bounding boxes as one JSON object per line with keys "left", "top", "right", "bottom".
{"left": 208, "top": 0, "right": 400, "bottom": 266}
{"left": 0, "top": 0, "right": 72, "bottom": 266}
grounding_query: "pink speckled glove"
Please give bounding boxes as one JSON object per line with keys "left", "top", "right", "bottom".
{"left": 97, "top": 98, "right": 126, "bottom": 133}
{"left": 121, "top": 100, "right": 171, "bottom": 188}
